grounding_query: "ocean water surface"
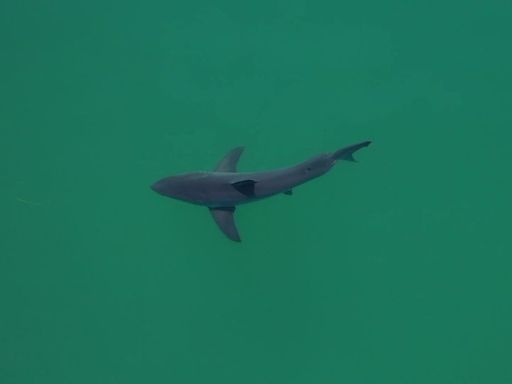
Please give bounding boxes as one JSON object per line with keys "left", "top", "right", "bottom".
{"left": 1, "top": 1, "right": 511, "bottom": 383}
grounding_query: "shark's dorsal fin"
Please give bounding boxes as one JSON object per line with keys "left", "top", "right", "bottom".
{"left": 215, "top": 146, "right": 244, "bottom": 172}
{"left": 209, "top": 207, "right": 241, "bottom": 242}
{"left": 231, "top": 179, "right": 256, "bottom": 196}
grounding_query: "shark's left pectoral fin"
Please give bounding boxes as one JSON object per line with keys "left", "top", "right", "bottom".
{"left": 209, "top": 207, "right": 241, "bottom": 242}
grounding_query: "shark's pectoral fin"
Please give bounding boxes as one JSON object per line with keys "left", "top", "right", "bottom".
{"left": 209, "top": 207, "right": 241, "bottom": 242}
{"left": 215, "top": 147, "right": 244, "bottom": 172}
{"left": 284, "top": 189, "right": 293, "bottom": 195}
{"left": 231, "top": 179, "right": 256, "bottom": 197}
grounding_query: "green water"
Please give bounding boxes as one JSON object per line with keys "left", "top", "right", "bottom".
{"left": 2, "top": 1, "right": 511, "bottom": 383}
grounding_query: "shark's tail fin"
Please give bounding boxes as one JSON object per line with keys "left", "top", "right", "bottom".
{"left": 332, "top": 140, "right": 371, "bottom": 162}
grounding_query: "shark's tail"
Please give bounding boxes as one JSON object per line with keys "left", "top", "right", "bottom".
{"left": 332, "top": 140, "right": 371, "bottom": 162}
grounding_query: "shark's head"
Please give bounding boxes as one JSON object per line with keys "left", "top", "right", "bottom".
{"left": 151, "top": 173, "right": 208, "bottom": 204}
{"left": 151, "top": 176, "right": 182, "bottom": 198}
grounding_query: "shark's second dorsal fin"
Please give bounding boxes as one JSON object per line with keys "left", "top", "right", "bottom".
{"left": 215, "top": 146, "right": 244, "bottom": 172}
{"left": 209, "top": 207, "right": 241, "bottom": 242}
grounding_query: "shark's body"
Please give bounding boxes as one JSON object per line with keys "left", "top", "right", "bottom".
{"left": 151, "top": 140, "right": 371, "bottom": 241}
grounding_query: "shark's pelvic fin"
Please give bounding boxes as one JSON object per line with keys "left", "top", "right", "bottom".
{"left": 209, "top": 207, "right": 241, "bottom": 242}
{"left": 215, "top": 146, "right": 245, "bottom": 172}
{"left": 332, "top": 140, "right": 371, "bottom": 162}
{"left": 231, "top": 179, "right": 256, "bottom": 196}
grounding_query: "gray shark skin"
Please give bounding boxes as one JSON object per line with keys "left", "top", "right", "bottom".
{"left": 151, "top": 140, "right": 371, "bottom": 242}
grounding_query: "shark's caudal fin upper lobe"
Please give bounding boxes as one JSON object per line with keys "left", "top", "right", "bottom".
{"left": 332, "top": 140, "right": 371, "bottom": 162}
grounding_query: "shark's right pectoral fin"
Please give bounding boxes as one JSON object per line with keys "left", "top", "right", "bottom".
{"left": 209, "top": 207, "right": 241, "bottom": 242}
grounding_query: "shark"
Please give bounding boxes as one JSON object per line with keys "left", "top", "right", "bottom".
{"left": 151, "top": 140, "right": 371, "bottom": 242}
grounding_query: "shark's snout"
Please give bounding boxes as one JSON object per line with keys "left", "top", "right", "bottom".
{"left": 151, "top": 176, "right": 189, "bottom": 200}
{"left": 151, "top": 178, "right": 171, "bottom": 196}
